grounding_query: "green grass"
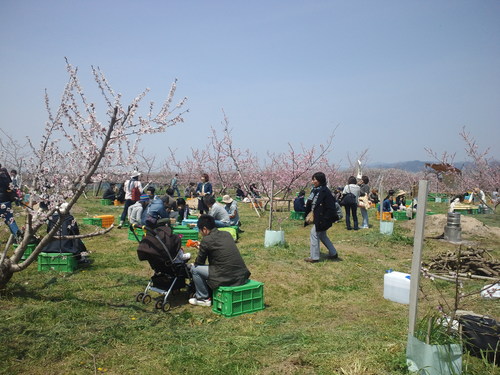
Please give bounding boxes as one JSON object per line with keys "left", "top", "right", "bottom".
{"left": 0, "top": 198, "right": 499, "bottom": 374}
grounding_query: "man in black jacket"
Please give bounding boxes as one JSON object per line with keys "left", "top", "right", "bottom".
{"left": 189, "top": 215, "right": 250, "bottom": 307}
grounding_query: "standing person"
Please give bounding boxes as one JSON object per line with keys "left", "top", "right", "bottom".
{"left": 222, "top": 194, "right": 240, "bottom": 226}
{"left": 189, "top": 215, "right": 251, "bottom": 307}
{"left": 170, "top": 174, "right": 180, "bottom": 197}
{"left": 0, "top": 167, "right": 22, "bottom": 240}
{"left": 118, "top": 171, "right": 143, "bottom": 228}
{"left": 359, "top": 176, "right": 370, "bottom": 229}
{"left": 10, "top": 169, "right": 19, "bottom": 189}
{"left": 196, "top": 173, "right": 213, "bottom": 214}
{"left": 303, "top": 172, "right": 339, "bottom": 263}
{"left": 342, "top": 176, "right": 361, "bottom": 230}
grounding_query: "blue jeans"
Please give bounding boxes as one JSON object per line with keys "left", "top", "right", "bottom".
{"left": 120, "top": 199, "right": 135, "bottom": 222}
{"left": 1, "top": 201, "right": 20, "bottom": 236}
{"left": 360, "top": 207, "right": 369, "bottom": 228}
{"left": 215, "top": 220, "right": 230, "bottom": 228}
{"left": 310, "top": 225, "right": 337, "bottom": 260}
{"left": 173, "top": 186, "right": 180, "bottom": 197}
{"left": 191, "top": 265, "right": 210, "bottom": 299}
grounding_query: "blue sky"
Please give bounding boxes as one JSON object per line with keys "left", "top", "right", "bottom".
{"left": 1, "top": 1, "right": 499, "bottom": 167}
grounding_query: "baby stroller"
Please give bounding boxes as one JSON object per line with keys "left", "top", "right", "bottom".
{"left": 134, "top": 224, "right": 194, "bottom": 312}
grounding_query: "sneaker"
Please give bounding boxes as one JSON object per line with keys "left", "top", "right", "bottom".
{"left": 303, "top": 257, "right": 319, "bottom": 263}
{"left": 181, "top": 252, "right": 191, "bottom": 261}
{"left": 326, "top": 254, "right": 339, "bottom": 260}
{"left": 189, "top": 297, "right": 211, "bottom": 307}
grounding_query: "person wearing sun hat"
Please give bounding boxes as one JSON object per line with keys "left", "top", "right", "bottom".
{"left": 394, "top": 190, "right": 406, "bottom": 210}
{"left": 222, "top": 194, "right": 240, "bottom": 226}
{"left": 127, "top": 193, "right": 150, "bottom": 226}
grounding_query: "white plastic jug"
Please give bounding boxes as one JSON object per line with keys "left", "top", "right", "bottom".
{"left": 384, "top": 270, "right": 411, "bottom": 304}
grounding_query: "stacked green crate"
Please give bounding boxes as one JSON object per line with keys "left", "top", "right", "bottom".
{"left": 172, "top": 228, "right": 199, "bottom": 246}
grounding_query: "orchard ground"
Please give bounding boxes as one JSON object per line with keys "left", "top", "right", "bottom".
{"left": 0, "top": 196, "right": 499, "bottom": 375}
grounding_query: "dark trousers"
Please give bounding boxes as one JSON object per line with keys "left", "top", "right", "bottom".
{"left": 120, "top": 199, "right": 135, "bottom": 222}
{"left": 344, "top": 204, "right": 359, "bottom": 230}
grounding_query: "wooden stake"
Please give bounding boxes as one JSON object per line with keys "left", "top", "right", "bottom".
{"left": 408, "top": 180, "right": 429, "bottom": 336}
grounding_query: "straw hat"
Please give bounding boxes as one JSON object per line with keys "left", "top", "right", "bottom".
{"left": 395, "top": 190, "right": 406, "bottom": 197}
{"left": 222, "top": 195, "right": 233, "bottom": 204}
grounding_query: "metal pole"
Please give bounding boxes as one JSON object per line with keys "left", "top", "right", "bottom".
{"left": 408, "top": 179, "right": 429, "bottom": 336}
{"left": 268, "top": 180, "right": 274, "bottom": 230}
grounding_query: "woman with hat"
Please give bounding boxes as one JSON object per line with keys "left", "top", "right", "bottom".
{"left": 118, "top": 171, "right": 143, "bottom": 228}
{"left": 394, "top": 190, "right": 406, "bottom": 211}
{"left": 222, "top": 194, "right": 239, "bottom": 226}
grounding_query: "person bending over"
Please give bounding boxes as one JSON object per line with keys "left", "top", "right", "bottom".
{"left": 189, "top": 215, "right": 250, "bottom": 307}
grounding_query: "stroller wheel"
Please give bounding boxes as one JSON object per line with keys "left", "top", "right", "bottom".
{"left": 135, "top": 292, "right": 145, "bottom": 302}
{"left": 161, "top": 302, "right": 171, "bottom": 312}
{"left": 155, "top": 300, "right": 163, "bottom": 310}
{"left": 142, "top": 294, "right": 152, "bottom": 304}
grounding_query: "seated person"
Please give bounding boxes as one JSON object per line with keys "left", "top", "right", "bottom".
{"left": 176, "top": 198, "right": 190, "bottom": 222}
{"left": 144, "top": 194, "right": 169, "bottom": 226}
{"left": 383, "top": 190, "right": 395, "bottom": 213}
{"left": 189, "top": 215, "right": 251, "bottom": 307}
{"left": 128, "top": 194, "right": 150, "bottom": 226}
{"left": 293, "top": 190, "right": 306, "bottom": 212}
{"left": 222, "top": 194, "right": 239, "bottom": 226}
{"left": 369, "top": 188, "right": 380, "bottom": 205}
{"left": 394, "top": 190, "right": 406, "bottom": 210}
{"left": 102, "top": 183, "right": 116, "bottom": 201}
{"left": 184, "top": 182, "right": 197, "bottom": 198}
{"left": 203, "top": 195, "right": 230, "bottom": 228}
{"left": 43, "top": 203, "right": 89, "bottom": 263}
{"left": 235, "top": 184, "right": 245, "bottom": 199}
{"left": 161, "top": 193, "right": 178, "bottom": 220}
{"left": 146, "top": 185, "right": 158, "bottom": 199}
{"left": 116, "top": 184, "right": 125, "bottom": 203}
{"left": 249, "top": 183, "right": 261, "bottom": 198}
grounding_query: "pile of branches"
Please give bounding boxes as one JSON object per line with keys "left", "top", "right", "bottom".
{"left": 423, "top": 247, "right": 499, "bottom": 279}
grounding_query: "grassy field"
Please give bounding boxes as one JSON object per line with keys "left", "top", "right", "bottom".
{"left": 1, "top": 197, "right": 499, "bottom": 375}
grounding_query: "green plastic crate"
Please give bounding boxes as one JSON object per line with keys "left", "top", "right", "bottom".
{"left": 290, "top": 211, "right": 306, "bottom": 220}
{"left": 100, "top": 199, "right": 112, "bottom": 206}
{"left": 128, "top": 227, "right": 144, "bottom": 241}
{"left": 83, "top": 217, "right": 103, "bottom": 226}
{"left": 38, "top": 252, "right": 78, "bottom": 272}
{"left": 13, "top": 243, "right": 37, "bottom": 261}
{"left": 187, "top": 215, "right": 198, "bottom": 220}
{"left": 172, "top": 228, "right": 198, "bottom": 246}
{"left": 212, "top": 280, "right": 265, "bottom": 317}
{"left": 393, "top": 211, "right": 408, "bottom": 221}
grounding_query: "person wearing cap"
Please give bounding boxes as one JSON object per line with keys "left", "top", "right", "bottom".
{"left": 118, "top": 171, "right": 143, "bottom": 228}
{"left": 128, "top": 193, "right": 150, "bottom": 226}
{"left": 222, "top": 194, "right": 240, "bottom": 226}
{"left": 203, "top": 195, "right": 230, "bottom": 228}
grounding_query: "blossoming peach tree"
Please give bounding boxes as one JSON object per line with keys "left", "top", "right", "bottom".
{"left": 0, "top": 60, "right": 187, "bottom": 288}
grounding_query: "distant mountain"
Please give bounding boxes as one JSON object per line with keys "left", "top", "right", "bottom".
{"left": 367, "top": 160, "right": 472, "bottom": 173}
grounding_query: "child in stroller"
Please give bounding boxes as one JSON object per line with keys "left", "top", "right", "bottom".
{"left": 135, "top": 224, "right": 194, "bottom": 312}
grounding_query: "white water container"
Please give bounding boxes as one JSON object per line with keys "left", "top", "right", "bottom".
{"left": 384, "top": 270, "right": 411, "bottom": 304}
{"left": 380, "top": 221, "right": 394, "bottom": 235}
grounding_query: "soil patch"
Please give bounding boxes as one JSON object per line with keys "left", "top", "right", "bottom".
{"left": 400, "top": 214, "right": 500, "bottom": 239}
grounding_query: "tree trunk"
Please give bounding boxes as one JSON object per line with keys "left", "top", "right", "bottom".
{"left": 0, "top": 258, "right": 14, "bottom": 289}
